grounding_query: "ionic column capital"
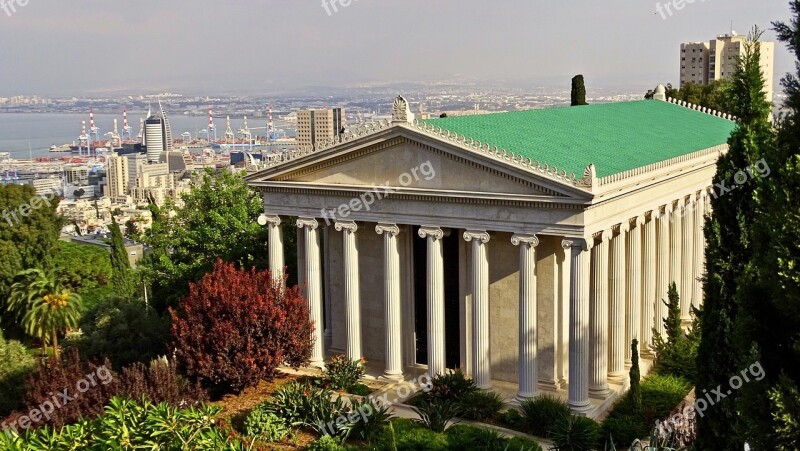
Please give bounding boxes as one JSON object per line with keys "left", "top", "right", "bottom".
{"left": 260, "top": 214, "right": 282, "bottom": 226}
{"left": 376, "top": 223, "right": 400, "bottom": 236}
{"left": 335, "top": 221, "right": 358, "bottom": 233}
{"left": 297, "top": 217, "right": 319, "bottom": 230}
{"left": 419, "top": 226, "right": 444, "bottom": 240}
{"left": 614, "top": 222, "right": 630, "bottom": 235}
{"left": 630, "top": 215, "right": 646, "bottom": 228}
{"left": 511, "top": 233, "right": 539, "bottom": 247}
{"left": 464, "top": 230, "right": 491, "bottom": 244}
{"left": 562, "top": 237, "right": 592, "bottom": 252}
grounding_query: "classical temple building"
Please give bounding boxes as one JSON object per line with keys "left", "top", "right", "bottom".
{"left": 246, "top": 90, "right": 736, "bottom": 417}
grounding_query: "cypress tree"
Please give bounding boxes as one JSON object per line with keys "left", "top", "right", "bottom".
{"left": 109, "top": 216, "right": 134, "bottom": 299}
{"left": 571, "top": 75, "right": 588, "bottom": 106}
{"left": 733, "top": 7, "right": 800, "bottom": 447}
{"left": 695, "top": 28, "right": 774, "bottom": 450}
{"left": 630, "top": 339, "right": 642, "bottom": 414}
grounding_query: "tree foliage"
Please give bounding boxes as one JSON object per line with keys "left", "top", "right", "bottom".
{"left": 169, "top": 260, "right": 312, "bottom": 394}
{"left": 138, "top": 169, "right": 295, "bottom": 313}
{"left": 109, "top": 217, "right": 134, "bottom": 299}
{"left": 668, "top": 80, "right": 733, "bottom": 113}
{"left": 571, "top": 74, "right": 588, "bottom": 106}
{"left": 695, "top": 28, "right": 774, "bottom": 450}
{"left": 52, "top": 241, "right": 112, "bottom": 292}
{"left": 0, "top": 330, "right": 36, "bottom": 417}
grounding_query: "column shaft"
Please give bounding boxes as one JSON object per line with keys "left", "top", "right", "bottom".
{"left": 589, "top": 232, "right": 610, "bottom": 397}
{"left": 377, "top": 224, "right": 403, "bottom": 380}
{"left": 655, "top": 206, "right": 671, "bottom": 339}
{"left": 298, "top": 218, "right": 325, "bottom": 367}
{"left": 563, "top": 238, "right": 592, "bottom": 413}
{"left": 419, "top": 227, "right": 446, "bottom": 376}
{"left": 625, "top": 218, "right": 643, "bottom": 367}
{"left": 693, "top": 193, "right": 705, "bottom": 308}
{"left": 336, "top": 221, "right": 362, "bottom": 361}
{"left": 466, "top": 231, "right": 491, "bottom": 389}
{"left": 681, "top": 198, "right": 693, "bottom": 321}
{"left": 642, "top": 214, "right": 657, "bottom": 354}
{"left": 608, "top": 224, "right": 627, "bottom": 383}
{"left": 513, "top": 234, "right": 539, "bottom": 401}
{"left": 669, "top": 202, "right": 682, "bottom": 307}
{"left": 266, "top": 216, "right": 285, "bottom": 286}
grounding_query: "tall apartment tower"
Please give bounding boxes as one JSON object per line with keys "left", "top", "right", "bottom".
{"left": 296, "top": 108, "right": 345, "bottom": 148}
{"left": 105, "top": 152, "right": 129, "bottom": 198}
{"left": 144, "top": 102, "right": 174, "bottom": 163}
{"left": 680, "top": 33, "right": 775, "bottom": 101}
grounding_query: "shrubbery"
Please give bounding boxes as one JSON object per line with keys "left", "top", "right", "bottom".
{"left": 0, "top": 332, "right": 36, "bottom": 417}
{"left": 0, "top": 397, "right": 244, "bottom": 450}
{"left": 323, "top": 355, "right": 368, "bottom": 394}
{"left": 170, "top": 260, "right": 312, "bottom": 394}
{"left": 372, "top": 418, "right": 543, "bottom": 451}
{"left": 551, "top": 414, "right": 601, "bottom": 451}
{"left": 8, "top": 350, "right": 208, "bottom": 429}
{"left": 67, "top": 298, "right": 167, "bottom": 369}
{"left": 242, "top": 403, "right": 290, "bottom": 442}
{"left": 518, "top": 394, "right": 571, "bottom": 438}
{"left": 457, "top": 389, "right": 505, "bottom": 421}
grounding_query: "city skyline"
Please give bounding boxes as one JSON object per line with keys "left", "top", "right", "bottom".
{"left": 0, "top": 0, "right": 793, "bottom": 96}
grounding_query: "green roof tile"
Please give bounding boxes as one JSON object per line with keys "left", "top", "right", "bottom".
{"left": 422, "top": 100, "right": 736, "bottom": 178}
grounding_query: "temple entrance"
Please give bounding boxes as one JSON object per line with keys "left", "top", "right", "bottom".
{"left": 412, "top": 226, "right": 462, "bottom": 370}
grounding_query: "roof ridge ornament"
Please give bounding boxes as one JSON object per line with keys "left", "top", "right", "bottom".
{"left": 392, "top": 95, "right": 415, "bottom": 124}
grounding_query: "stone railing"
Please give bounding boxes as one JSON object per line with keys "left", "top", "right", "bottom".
{"left": 665, "top": 97, "right": 738, "bottom": 122}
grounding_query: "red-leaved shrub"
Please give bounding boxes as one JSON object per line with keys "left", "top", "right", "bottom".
{"left": 169, "top": 260, "right": 313, "bottom": 394}
{"left": 4, "top": 350, "right": 209, "bottom": 430}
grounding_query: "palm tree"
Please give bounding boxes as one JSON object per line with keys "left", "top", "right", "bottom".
{"left": 6, "top": 268, "right": 83, "bottom": 361}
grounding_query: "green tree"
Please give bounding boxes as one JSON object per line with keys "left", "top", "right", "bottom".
{"left": 571, "top": 74, "right": 588, "bottom": 106}
{"left": 730, "top": 8, "right": 800, "bottom": 447}
{"left": 52, "top": 240, "right": 112, "bottom": 291}
{"left": 695, "top": 28, "right": 774, "bottom": 450}
{"left": 109, "top": 216, "right": 134, "bottom": 299}
{"left": 6, "top": 268, "right": 84, "bottom": 361}
{"left": 668, "top": 80, "right": 732, "bottom": 112}
{"left": 630, "top": 339, "right": 642, "bottom": 414}
{"left": 139, "top": 169, "right": 295, "bottom": 313}
{"left": 0, "top": 329, "right": 36, "bottom": 417}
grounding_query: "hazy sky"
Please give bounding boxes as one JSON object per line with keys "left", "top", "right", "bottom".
{"left": 0, "top": 0, "right": 794, "bottom": 96}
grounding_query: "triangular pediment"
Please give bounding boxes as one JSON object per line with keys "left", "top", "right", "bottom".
{"left": 246, "top": 125, "right": 592, "bottom": 201}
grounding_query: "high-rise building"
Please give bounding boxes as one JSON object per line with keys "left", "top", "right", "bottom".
{"left": 144, "top": 102, "right": 174, "bottom": 163}
{"left": 296, "top": 108, "right": 345, "bottom": 148}
{"left": 680, "top": 33, "right": 775, "bottom": 101}
{"left": 105, "top": 152, "right": 129, "bottom": 199}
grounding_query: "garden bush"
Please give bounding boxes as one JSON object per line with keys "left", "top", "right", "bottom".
{"left": 0, "top": 397, "right": 244, "bottom": 450}
{"left": 372, "top": 418, "right": 543, "bottom": 451}
{"left": 68, "top": 298, "right": 167, "bottom": 369}
{"left": 420, "top": 369, "right": 477, "bottom": 404}
{"left": 501, "top": 408, "right": 523, "bottom": 428}
{"left": 519, "top": 394, "right": 571, "bottom": 437}
{"left": 600, "top": 373, "right": 692, "bottom": 445}
{"left": 242, "top": 403, "right": 289, "bottom": 441}
{"left": 323, "top": 355, "right": 366, "bottom": 392}
{"left": 307, "top": 435, "right": 354, "bottom": 451}
{"left": 261, "top": 380, "right": 350, "bottom": 437}
{"left": 551, "top": 414, "right": 601, "bottom": 451}
{"left": 411, "top": 399, "right": 460, "bottom": 433}
{"left": 118, "top": 359, "right": 208, "bottom": 408}
{"left": 0, "top": 332, "right": 36, "bottom": 417}
{"left": 457, "top": 389, "right": 504, "bottom": 421}
{"left": 345, "top": 397, "right": 393, "bottom": 443}
{"left": 170, "top": 260, "right": 312, "bottom": 394}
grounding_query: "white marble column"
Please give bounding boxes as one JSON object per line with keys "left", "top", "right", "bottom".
{"left": 419, "top": 226, "right": 446, "bottom": 377}
{"left": 264, "top": 215, "right": 285, "bottom": 287}
{"left": 297, "top": 217, "right": 325, "bottom": 367}
{"left": 669, "top": 201, "right": 682, "bottom": 309}
{"left": 335, "top": 221, "right": 362, "bottom": 361}
{"left": 680, "top": 197, "right": 693, "bottom": 321}
{"left": 376, "top": 224, "right": 403, "bottom": 380}
{"left": 692, "top": 191, "right": 706, "bottom": 308}
{"left": 608, "top": 223, "right": 628, "bottom": 384}
{"left": 641, "top": 213, "right": 657, "bottom": 355}
{"left": 512, "top": 234, "right": 539, "bottom": 401}
{"left": 625, "top": 217, "right": 644, "bottom": 367}
{"left": 465, "top": 230, "right": 491, "bottom": 389}
{"left": 562, "top": 238, "right": 592, "bottom": 414}
{"left": 655, "top": 205, "right": 671, "bottom": 339}
{"left": 589, "top": 231, "right": 611, "bottom": 398}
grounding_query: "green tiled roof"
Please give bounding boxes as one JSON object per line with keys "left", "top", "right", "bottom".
{"left": 422, "top": 100, "right": 736, "bottom": 178}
